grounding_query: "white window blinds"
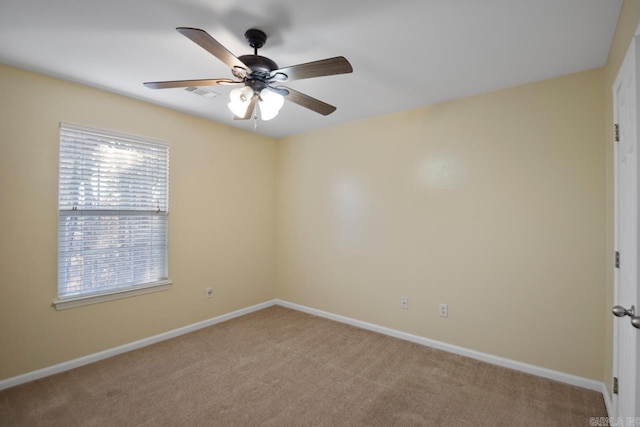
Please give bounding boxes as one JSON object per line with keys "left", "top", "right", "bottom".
{"left": 58, "top": 123, "right": 169, "bottom": 298}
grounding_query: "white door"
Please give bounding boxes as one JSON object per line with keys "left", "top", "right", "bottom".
{"left": 613, "top": 35, "right": 640, "bottom": 420}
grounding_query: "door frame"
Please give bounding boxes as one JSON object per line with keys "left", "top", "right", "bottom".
{"left": 612, "top": 27, "right": 640, "bottom": 420}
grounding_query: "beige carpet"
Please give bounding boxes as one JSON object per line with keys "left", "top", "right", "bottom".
{"left": 0, "top": 305, "right": 606, "bottom": 426}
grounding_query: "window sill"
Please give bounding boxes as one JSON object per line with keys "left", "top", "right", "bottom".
{"left": 52, "top": 280, "right": 172, "bottom": 311}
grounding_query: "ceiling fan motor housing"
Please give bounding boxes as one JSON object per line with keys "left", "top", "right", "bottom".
{"left": 230, "top": 29, "right": 279, "bottom": 92}
{"left": 237, "top": 54, "right": 279, "bottom": 92}
{"left": 238, "top": 55, "right": 279, "bottom": 75}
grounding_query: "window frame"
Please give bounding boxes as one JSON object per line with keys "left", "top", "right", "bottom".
{"left": 53, "top": 123, "right": 171, "bottom": 310}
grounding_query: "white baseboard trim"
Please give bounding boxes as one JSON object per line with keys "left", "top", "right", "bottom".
{"left": 1, "top": 297, "right": 608, "bottom": 407}
{"left": 275, "top": 299, "right": 606, "bottom": 394}
{"left": 0, "top": 299, "right": 277, "bottom": 391}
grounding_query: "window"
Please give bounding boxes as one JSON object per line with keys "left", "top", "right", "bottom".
{"left": 54, "top": 123, "right": 170, "bottom": 310}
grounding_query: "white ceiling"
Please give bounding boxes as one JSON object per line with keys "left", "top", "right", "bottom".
{"left": 0, "top": 0, "right": 623, "bottom": 139}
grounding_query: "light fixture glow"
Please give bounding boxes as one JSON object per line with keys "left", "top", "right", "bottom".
{"left": 258, "top": 89, "right": 284, "bottom": 121}
{"left": 228, "top": 86, "right": 254, "bottom": 117}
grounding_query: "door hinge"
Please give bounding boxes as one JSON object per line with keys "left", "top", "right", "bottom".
{"left": 615, "top": 251, "right": 620, "bottom": 269}
{"left": 614, "top": 377, "right": 619, "bottom": 394}
{"left": 615, "top": 123, "right": 620, "bottom": 142}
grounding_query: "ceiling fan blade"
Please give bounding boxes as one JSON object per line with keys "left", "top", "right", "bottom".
{"left": 279, "top": 86, "right": 337, "bottom": 116}
{"left": 272, "top": 56, "right": 352, "bottom": 82}
{"left": 176, "top": 27, "right": 249, "bottom": 72}
{"left": 234, "top": 93, "right": 259, "bottom": 120}
{"left": 144, "top": 78, "right": 242, "bottom": 89}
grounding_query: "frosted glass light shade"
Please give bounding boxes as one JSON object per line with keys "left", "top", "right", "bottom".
{"left": 228, "top": 86, "right": 254, "bottom": 117}
{"left": 259, "top": 89, "right": 284, "bottom": 121}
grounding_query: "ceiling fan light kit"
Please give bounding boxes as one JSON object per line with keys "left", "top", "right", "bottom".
{"left": 227, "top": 86, "right": 284, "bottom": 121}
{"left": 257, "top": 88, "right": 284, "bottom": 120}
{"left": 228, "top": 86, "right": 254, "bottom": 117}
{"left": 143, "top": 27, "right": 353, "bottom": 123}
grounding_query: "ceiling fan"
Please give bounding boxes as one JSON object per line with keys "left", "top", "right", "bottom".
{"left": 144, "top": 27, "right": 353, "bottom": 121}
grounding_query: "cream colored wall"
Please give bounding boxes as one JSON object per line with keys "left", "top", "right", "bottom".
{"left": 0, "top": 16, "right": 621, "bottom": 385}
{"left": 603, "top": 0, "right": 640, "bottom": 397}
{"left": 276, "top": 68, "right": 606, "bottom": 380}
{"left": 0, "top": 64, "right": 277, "bottom": 380}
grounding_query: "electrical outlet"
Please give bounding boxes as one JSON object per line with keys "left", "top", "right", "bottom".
{"left": 401, "top": 296, "right": 408, "bottom": 309}
{"left": 439, "top": 303, "right": 448, "bottom": 318}
{"left": 205, "top": 287, "right": 213, "bottom": 299}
